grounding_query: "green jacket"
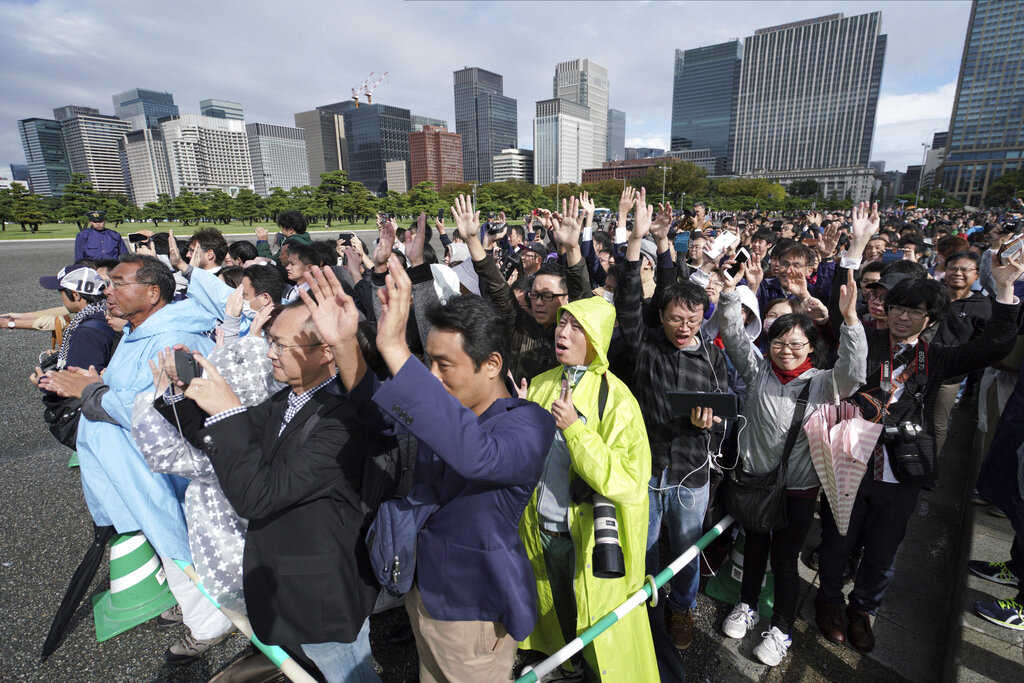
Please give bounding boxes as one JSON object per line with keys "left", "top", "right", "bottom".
{"left": 256, "top": 231, "right": 312, "bottom": 264}
{"left": 520, "top": 296, "right": 658, "bottom": 682}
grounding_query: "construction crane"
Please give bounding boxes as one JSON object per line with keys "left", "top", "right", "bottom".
{"left": 351, "top": 74, "right": 371, "bottom": 107}
{"left": 363, "top": 72, "right": 388, "bottom": 105}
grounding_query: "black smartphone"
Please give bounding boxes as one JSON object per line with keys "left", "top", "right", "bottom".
{"left": 881, "top": 250, "right": 902, "bottom": 263}
{"left": 498, "top": 251, "right": 521, "bottom": 280}
{"left": 338, "top": 232, "right": 354, "bottom": 245}
{"left": 174, "top": 349, "right": 202, "bottom": 388}
{"left": 667, "top": 391, "right": 738, "bottom": 419}
{"left": 727, "top": 247, "right": 750, "bottom": 277}
{"left": 437, "top": 209, "right": 445, "bottom": 221}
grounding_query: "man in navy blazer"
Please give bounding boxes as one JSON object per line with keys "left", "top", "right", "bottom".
{"left": 301, "top": 258, "right": 555, "bottom": 683}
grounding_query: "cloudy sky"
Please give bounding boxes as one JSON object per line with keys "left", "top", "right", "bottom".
{"left": 0, "top": 0, "right": 971, "bottom": 182}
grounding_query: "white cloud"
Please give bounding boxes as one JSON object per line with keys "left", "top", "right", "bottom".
{"left": 876, "top": 83, "right": 957, "bottom": 127}
{"left": 625, "top": 135, "right": 670, "bottom": 151}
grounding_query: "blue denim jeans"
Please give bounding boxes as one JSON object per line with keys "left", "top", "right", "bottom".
{"left": 301, "top": 618, "right": 380, "bottom": 683}
{"left": 646, "top": 469, "right": 710, "bottom": 612}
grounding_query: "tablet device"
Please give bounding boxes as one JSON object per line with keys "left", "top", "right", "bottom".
{"left": 667, "top": 391, "right": 738, "bottom": 419}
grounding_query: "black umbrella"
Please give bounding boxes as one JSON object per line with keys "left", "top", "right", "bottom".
{"left": 41, "top": 523, "right": 116, "bottom": 661}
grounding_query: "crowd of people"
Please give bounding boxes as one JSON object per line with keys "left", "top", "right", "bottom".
{"left": 9, "top": 194, "right": 1024, "bottom": 682}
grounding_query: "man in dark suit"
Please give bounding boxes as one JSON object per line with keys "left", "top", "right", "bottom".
{"left": 299, "top": 247, "right": 555, "bottom": 683}
{"left": 180, "top": 300, "right": 381, "bottom": 683}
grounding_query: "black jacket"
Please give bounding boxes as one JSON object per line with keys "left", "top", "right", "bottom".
{"left": 195, "top": 381, "right": 379, "bottom": 647}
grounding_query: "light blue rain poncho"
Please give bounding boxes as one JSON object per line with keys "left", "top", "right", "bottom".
{"left": 76, "top": 298, "right": 217, "bottom": 561}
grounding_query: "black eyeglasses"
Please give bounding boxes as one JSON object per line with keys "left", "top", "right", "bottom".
{"left": 526, "top": 291, "right": 567, "bottom": 302}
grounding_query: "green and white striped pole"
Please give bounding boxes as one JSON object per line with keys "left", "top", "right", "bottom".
{"left": 174, "top": 561, "right": 316, "bottom": 683}
{"left": 516, "top": 515, "right": 735, "bottom": 683}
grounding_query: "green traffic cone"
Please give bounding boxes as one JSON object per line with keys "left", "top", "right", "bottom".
{"left": 92, "top": 532, "right": 178, "bottom": 642}
{"left": 68, "top": 451, "right": 79, "bottom": 468}
{"left": 704, "top": 529, "right": 774, "bottom": 618}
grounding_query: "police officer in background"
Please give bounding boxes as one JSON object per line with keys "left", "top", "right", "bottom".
{"left": 75, "top": 211, "right": 129, "bottom": 262}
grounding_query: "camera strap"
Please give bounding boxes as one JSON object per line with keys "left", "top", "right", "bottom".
{"left": 880, "top": 340, "right": 929, "bottom": 426}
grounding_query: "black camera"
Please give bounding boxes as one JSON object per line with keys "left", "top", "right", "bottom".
{"left": 882, "top": 421, "right": 922, "bottom": 445}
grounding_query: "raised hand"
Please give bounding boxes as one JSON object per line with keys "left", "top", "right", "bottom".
{"left": 300, "top": 266, "right": 360, "bottom": 350}
{"left": 618, "top": 186, "right": 637, "bottom": 220}
{"left": 255, "top": 226, "right": 269, "bottom": 242}
{"left": 744, "top": 257, "right": 764, "bottom": 292}
{"left": 837, "top": 268, "right": 859, "bottom": 325}
{"left": 249, "top": 301, "right": 274, "bottom": 337}
{"left": 451, "top": 194, "right": 480, "bottom": 243}
{"left": 818, "top": 222, "right": 840, "bottom": 259}
{"left": 341, "top": 245, "right": 363, "bottom": 281}
{"left": 225, "top": 284, "right": 244, "bottom": 318}
{"left": 166, "top": 229, "right": 185, "bottom": 272}
{"left": 407, "top": 212, "right": 428, "bottom": 267}
{"left": 632, "top": 187, "right": 654, "bottom": 241}
{"left": 782, "top": 269, "right": 810, "bottom": 300}
{"left": 435, "top": 216, "right": 446, "bottom": 235}
{"left": 373, "top": 217, "right": 397, "bottom": 272}
{"left": 849, "top": 201, "right": 878, "bottom": 248}
{"left": 552, "top": 196, "right": 582, "bottom": 248}
{"left": 720, "top": 262, "right": 745, "bottom": 292}
{"left": 650, "top": 202, "right": 674, "bottom": 243}
{"left": 579, "top": 191, "right": 595, "bottom": 228}
{"left": 991, "top": 249, "right": 1024, "bottom": 304}
{"left": 802, "top": 296, "right": 830, "bottom": 324}
{"left": 376, "top": 255, "right": 414, "bottom": 373}
{"left": 183, "top": 352, "right": 242, "bottom": 416}
{"left": 551, "top": 378, "right": 578, "bottom": 431}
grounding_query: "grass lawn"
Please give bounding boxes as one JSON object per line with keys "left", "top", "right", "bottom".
{"left": 0, "top": 220, "right": 382, "bottom": 240}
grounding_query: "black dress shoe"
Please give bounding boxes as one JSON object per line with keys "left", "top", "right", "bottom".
{"left": 846, "top": 606, "right": 875, "bottom": 653}
{"left": 815, "top": 595, "right": 846, "bottom": 645}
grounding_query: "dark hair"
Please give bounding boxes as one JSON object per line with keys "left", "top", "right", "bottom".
{"left": 61, "top": 287, "right": 105, "bottom": 305}
{"left": 592, "top": 230, "right": 613, "bottom": 252}
{"left": 898, "top": 237, "right": 926, "bottom": 255}
{"left": 604, "top": 263, "right": 625, "bottom": 288}
{"left": 659, "top": 280, "right": 710, "bottom": 314}
{"left": 752, "top": 228, "right": 777, "bottom": 246}
{"left": 945, "top": 250, "right": 981, "bottom": 269}
{"left": 882, "top": 259, "right": 928, "bottom": 278}
{"left": 228, "top": 240, "right": 258, "bottom": 263}
{"left": 92, "top": 258, "right": 120, "bottom": 273}
{"left": 763, "top": 297, "right": 800, "bottom": 318}
{"left": 286, "top": 242, "right": 320, "bottom": 267}
{"left": 311, "top": 240, "right": 336, "bottom": 267}
{"left": 426, "top": 294, "right": 509, "bottom": 373}
{"left": 218, "top": 266, "right": 245, "bottom": 288}
{"left": 151, "top": 232, "right": 171, "bottom": 256}
{"left": 773, "top": 241, "right": 815, "bottom": 265}
{"left": 422, "top": 242, "right": 439, "bottom": 265}
{"left": 395, "top": 228, "right": 407, "bottom": 243}
{"left": 510, "top": 224, "right": 526, "bottom": 241}
{"left": 190, "top": 228, "right": 229, "bottom": 264}
{"left": 767, "top": 313, "right": 827, "bottom": 368}
{"left": 885, "top": 277, "right": 950, "bottom": 323}
{"left": 243, "top": 264, "right": 286, "bottom": 302}
{"left": 276, "top": 210, "right": 307, "bottom": 234}
{"left": 532, "top": 261, "right": 568, "bottom": 292}
{"left": 118, "top": 252, "right": 175, "bottom": 303}
{"left": 859, "top": 260, "right": 886, "bottom": 279}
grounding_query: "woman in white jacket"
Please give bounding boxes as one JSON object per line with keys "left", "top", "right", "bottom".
{"left": 714, "top": 266, "right": 866, "bottom": 666}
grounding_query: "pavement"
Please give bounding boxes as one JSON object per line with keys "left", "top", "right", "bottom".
{"left": 0, "top": 239, "right": 1018, "bottom": 682}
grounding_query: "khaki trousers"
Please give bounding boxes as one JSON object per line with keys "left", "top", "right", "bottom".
{"left": 406, "top": 584, "right": 517, "bottom": 683}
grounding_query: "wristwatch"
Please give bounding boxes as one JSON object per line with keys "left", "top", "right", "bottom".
{"left": 7, "top": 319, "right": 15, "bottom": 328}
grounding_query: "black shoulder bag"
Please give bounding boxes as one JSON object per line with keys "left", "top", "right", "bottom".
{"left": 723, "top": 382, "right": 811, "bottom": 534}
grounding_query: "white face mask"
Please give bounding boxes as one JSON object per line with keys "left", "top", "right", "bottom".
{"left": 764, "top": 316, "right": 778, "bottom": 332}
{"left": 241, "top": 297, "right": 265, "bottom": 319}
{"left": 602, "top": 290, "right": 615, "bottom": 304}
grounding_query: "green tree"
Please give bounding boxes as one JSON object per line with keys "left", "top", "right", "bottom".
{"left": 377, "top": 190, "right": 406, "bottom": 219}
{"left": 315, "top": 170, "right": 353, "bottom": 227}
{"left": 631, "top": 160, "right": 708, "bottom": 205}
{"left": 0, "top": 185, "right": 17, "bottom": 231}
{"left": 405, "top": 182, "right": 443, "bottom": 216}
{"left": 264, "top": 187, "right": 290, "bottom": 220}
{"left": 984, "top": 170, "right": 1024, "bottom": 206}
{"left": 171, "top": 190, "right": 203, "bottom": 225}
{"left": 102, "top": 197, "right": 126, "bottom": 227}
{"left": 288, "top": 186, "right": 314, "bottom": 217}
{"left": 205, "top": 189, "right": 235, "bottom": 224}
{"left": 341, "top": 181, "right": 378, "bottom": 223}
{"left": 14, "top": 187, "right": 49, "bottom": 231}
{"left": 60, "top": 173, "right": 97, "bottom": 230}
{"left": 716, "top": 177, "right": 786, "bottom": 201}
{"left": 788, "top": 179, "right": 820, "bottom": 198}
{"left": 234, "top": 189, "right": 262, "bottom": 225}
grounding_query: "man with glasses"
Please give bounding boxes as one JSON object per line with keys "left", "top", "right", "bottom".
{"left": 176, "top": 299, "right": 383, "bottom": 682}
{"left": 756, "top": 242, "right": 833, "bottom": 315}
{"left": 40, "top": 253, "right": 234, "bottom": 664}
{"left": 616, "top": 190, "right": 730, "bottom": 651}
{"left": 816, "top": 202, "right": 1024, "bottom": 654}
{"left": 461, "top": 195, "right": 593, "bottom": 384}
{"left": 930, "top": 251, "right": 992, "bottom": 454}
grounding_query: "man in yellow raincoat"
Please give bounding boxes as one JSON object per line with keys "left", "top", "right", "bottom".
{"left": 519, "top": 295, "right": 659, "bottom": 681}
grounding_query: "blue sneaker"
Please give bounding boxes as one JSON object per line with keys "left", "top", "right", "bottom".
{"left": 975, "top": 599, "right": 1024, "bottom": 631}
{"left": 968, "top": 560, "right": 1019, "bottom": 586}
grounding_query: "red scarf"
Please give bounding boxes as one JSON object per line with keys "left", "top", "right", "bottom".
{"left": 772, "top": 358, "right": 813, "bottom": 384}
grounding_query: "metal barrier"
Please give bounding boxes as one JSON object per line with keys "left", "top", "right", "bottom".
{"left": 175, "top": 561, "right": 316, "bottom": 683}
{"left": 516, "top": 515, "right": 735, "bottom": 683}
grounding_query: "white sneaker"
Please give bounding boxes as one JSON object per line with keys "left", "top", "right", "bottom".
{"left": 753, "top": 626, "right": 792, "bottom": 666}
{"left": 722, "top": 602, "right": 760, "bottom": 639}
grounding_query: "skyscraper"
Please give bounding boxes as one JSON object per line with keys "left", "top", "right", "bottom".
{"left": 160, "top": 114, "right": 253, "bottom": 196}
{"left": 670, "top": 41, "right": 742, "bottom": 171}
{"left": 411, "top": 115, "right": 448, "bottom": 132}
{"left": 553, "top": 59, "right": 609, "bottom": 167}
{"left": 731, "top": 13, "right": 886, "bottom": 175}
{"left": 120, "top": 128, "right": 173, "bottom": 206}
{"left": 607, "top": 109, "right": 626, "bottom": 162}
{"left": 493, "top": 149, "right": 534, "bottom": 183}
{"left": 294, "top": 102, "right": 352, "bottom": 187}
{"left": 199, "top": 99, "right": 244, "bottom": 120}
{"left": 341, "top": 103, "right": 412, "bottom": 194}
{"left": 10, "top": 164, "right": 30, "bottom": 184}
{"left": 453, "top": 67, "right": 518, "bottom": 183}
{"left": 246, "top": 123, "right": 310, "bottom": 196}
{"left": 17, "top": 118, "right": 72, "bottom": 196}
{"left": 409, "top": 125, "right": 463, "bottom": 190}
{"left": 533, "top": 98, "right": 594, "bottom": 185}
{"left": 112, "top": 88, "right": 178, "bottom": 131}
{"left": 54, "top": 105, "right": 131, "bottom": 195}
{"left": 942, "top": 0, "right": 1024, "bottom": 205}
